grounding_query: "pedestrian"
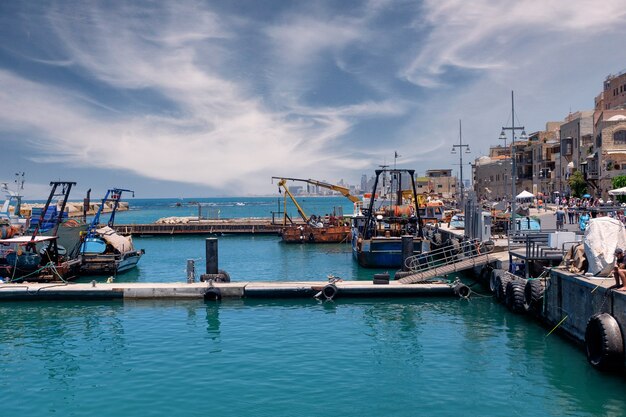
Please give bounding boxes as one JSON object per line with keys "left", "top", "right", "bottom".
{"left": 555, "top": 206, "right": 565, "bottom": 230}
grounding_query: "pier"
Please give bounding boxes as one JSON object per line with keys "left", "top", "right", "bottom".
{"left": 0, "top": 280, "right": 460, "bottom": 301}
{"left": 113, "top": 219, "right": 283, "bottom": 236}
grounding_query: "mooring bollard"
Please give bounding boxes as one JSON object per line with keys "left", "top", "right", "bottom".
{"left": 401, "top": 235, "right": 414, "bottom": 271}
{"left": 187, "top": 259, "right": 195, "bottom": 283}
{"left": 206, "top": 238, "right": 218, "bottom": 275}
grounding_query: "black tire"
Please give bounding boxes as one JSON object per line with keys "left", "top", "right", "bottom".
{"left": 505, "top": 279, "right": 527, "bottom": 314}
{"left": 585, "top": 313, "right": 624, "bottom": 371}
{"left": 495, "top": 273, "right": 514, "bottom": 302}
{"left": 490, "top": 269, "right": 505, "bottom": 293}
{"left": 322, "top": 284, "right": 338, "bottom": 300}
{"left": 479, "top": 267, "right": 490, "bottom": 284}
{"left": 204, "top": 287, "right": 222, "bottom": 301}
{"left": 453, "top": 282, "right": 471, "bottom": 299}
{"left": 524, "top": 278, "right": 545, "bottom": 313}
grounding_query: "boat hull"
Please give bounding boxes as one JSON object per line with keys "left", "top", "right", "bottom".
{"left": 352, "top": 236, "right": 429, "bottom": 268}
{"left": 80, "top": 250, "right": 143, "bottom": 275}
{"left": 281, "top": 225, "right": 351, "bottom": 243}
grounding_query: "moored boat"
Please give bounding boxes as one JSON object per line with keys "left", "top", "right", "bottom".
{"left": 351, "top": 168, "right": 429, "bottom": 268}
{"left": 80, "top": 188, "right": 144, "bottom": 275}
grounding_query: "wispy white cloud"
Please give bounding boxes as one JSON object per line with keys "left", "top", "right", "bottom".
{"left": 403, "top": 0, "right": 626, "bottom": 88}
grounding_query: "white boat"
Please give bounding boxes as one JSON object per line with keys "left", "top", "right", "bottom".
{"left": 80, "top": 188, "right": 144, "bottom": 275}
{"left": 449, "top": 214, "right": 465, "bottom": 229}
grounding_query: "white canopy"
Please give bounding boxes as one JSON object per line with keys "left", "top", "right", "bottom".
{"left": 608, "top": 186, "right": 626, "bottom": 196}
{"left": 516, "top": 190, "right": 535, "bottom": 201}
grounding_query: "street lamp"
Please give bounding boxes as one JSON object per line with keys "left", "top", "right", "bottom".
{"left": 451, "top": 119, "right": 471, "bottom": 209}
{"left": 499, "top": 91, "right": 527, "bottom": 231}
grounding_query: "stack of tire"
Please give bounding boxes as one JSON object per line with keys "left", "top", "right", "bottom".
{"left": 490, "top": 269, "right": 546, "bottom": 315}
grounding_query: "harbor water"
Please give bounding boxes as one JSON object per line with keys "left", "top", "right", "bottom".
{"left": 3, "top": 197, "right": 626, "bottom": 416}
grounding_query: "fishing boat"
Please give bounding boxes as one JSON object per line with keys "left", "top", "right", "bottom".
{"left": 80, "top": 188, "right": 144, "bottom": 274}
{"left": 0, "top": 173, "right": 28, "bottom": 233}
{"left": 351, "top": 169, "right": 429, "bottom": 268}
{"left": 0, "top": 181, "right": 81, "bottom": 282}
{"left": 273, "top": 177, "right": 351, "bottom": 243}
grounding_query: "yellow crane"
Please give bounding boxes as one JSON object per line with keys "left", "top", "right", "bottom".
{"left": 272, "top": 177, "right": 360, "bottom": 203}
{"left": 273, "top": 178, "right": 311, "bottom": 226}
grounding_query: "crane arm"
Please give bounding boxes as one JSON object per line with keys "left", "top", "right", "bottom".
{"left": 271, "top": 176, "right": 360, "bottom": 203}
{"left": 276, "top": 179, "right": 309, "bottom": 223}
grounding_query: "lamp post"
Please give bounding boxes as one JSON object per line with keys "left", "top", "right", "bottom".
{"left": 499, "top": 91, "right": 527, "bottom": 231}
{"left": 451, "top": 119, "right": 471, "bottom": 209}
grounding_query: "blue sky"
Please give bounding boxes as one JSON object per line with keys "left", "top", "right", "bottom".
{"left": 2, "top": 0, "right": 626, "bottom": 198}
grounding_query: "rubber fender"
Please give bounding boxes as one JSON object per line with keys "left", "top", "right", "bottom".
{"left": 523, "top": 278, "right": 546, "bottom": 313}
{"left": 204, "top": 287, "right": 222, "bottom": 301}
{"left": 373, "top": 272, "right": 390, "bottom": 281}
{"left": 322, "top": 283, "right": 338, "bottom": 300}
{"left": 218, "top": 269, "right": 231, "bottom": 283}
{"left": 490, "top": 269, "right": 505, "bottom": 293}
{"left": 505, "top": 279, "right": 527, "bottom": 314}
{"left": 495, "top": 272, "right": 514, "bottom": 302}
{"left": 394, "top": 270, "right": 412, "bottom": 280}
{"left": 585, "top": 313, "right": 624, "bottom": 371}
{"left": 453, "top": 283, "right": 471, "bottom": 299}
{"left": 479, "top": 267, "right": 490, "bottom": 283}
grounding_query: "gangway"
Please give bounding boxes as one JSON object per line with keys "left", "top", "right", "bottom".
{"left": 399, "top": 239, "right": 494, "bottom": 284}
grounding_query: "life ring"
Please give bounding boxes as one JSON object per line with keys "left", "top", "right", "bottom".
{"left": 204, "top": 287, "right": 222, "bottom": 301}
{"left": 585, "top": 313, "right": 624, "bottom": 370}
{"left": 322, "top": 284, "right": 338, "bottom": 300}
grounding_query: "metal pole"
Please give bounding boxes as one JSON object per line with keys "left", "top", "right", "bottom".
{"left": 511, "top": 91, "right": 516, "bottom": 230}
{"left": 205, "top": 238, "right": 218, "bottom": 274}
{"left": 459, "top": 120, "right": 464, "bottom": 208}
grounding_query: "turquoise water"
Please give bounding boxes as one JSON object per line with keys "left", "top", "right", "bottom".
{"left": 4, "top": 197, "right": 626, "bottom": 416}
{"left": 2, "top": 298, "right": 625, "bottom": 417}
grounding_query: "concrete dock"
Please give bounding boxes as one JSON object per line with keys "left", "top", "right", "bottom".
{"left": 0, "top": 280, "right": 460, "bottom": 301}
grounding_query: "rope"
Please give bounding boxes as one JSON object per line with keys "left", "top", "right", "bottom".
{"left": 545, "top": 315, "right": 568, "bottom": 338}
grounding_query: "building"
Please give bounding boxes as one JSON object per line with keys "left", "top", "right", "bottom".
{"left": 472, "top": 156, "right": 511, "bottom": 201}
{"left": 595, "top": 70, "right": 626, "bottom": 111}
{"left": 415, "top": 169, "right": 456, "bottom": 198}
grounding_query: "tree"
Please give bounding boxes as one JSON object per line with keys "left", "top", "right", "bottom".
{"left": 568, "top": 171, "right": 587, "bottom": 198}
{"left": 612, "top": 175, "right": 626, "bottom": 203}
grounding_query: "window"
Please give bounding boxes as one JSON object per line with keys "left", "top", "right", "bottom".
{"left": 437, "top": 184, "right": 443, "bottom": 188}
{"left": 614, "top": 130, "right": 626, "bottom": 145}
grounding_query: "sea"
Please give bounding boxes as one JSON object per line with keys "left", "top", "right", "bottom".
{"left": 2, "top": 196, "right": 626, "bottom": 416}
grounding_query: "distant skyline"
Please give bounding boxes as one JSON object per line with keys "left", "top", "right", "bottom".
{"left": 2, "top": 1, "right": 626, "bottom": 198}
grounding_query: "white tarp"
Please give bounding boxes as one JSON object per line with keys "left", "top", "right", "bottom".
{"left": 584, "top": 217, "right": 626, "bottom": 276}
{"left": 608, "top": 186, "right": 626, "bottom": 196}
{"left": 96, "top": 226, "right": 135, "bottom": 253}
{"left": 516, "top": 190, "right": 534, "bottom": 201}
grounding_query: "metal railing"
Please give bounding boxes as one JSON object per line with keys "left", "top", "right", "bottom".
{"left": 404, "top": 238, "right": 493, "bottom": 275}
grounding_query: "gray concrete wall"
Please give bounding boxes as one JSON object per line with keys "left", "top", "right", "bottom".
{"left": 544, "top": 269, "right": 625, "bottom": 345}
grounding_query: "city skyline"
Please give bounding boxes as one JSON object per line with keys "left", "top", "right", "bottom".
{"left": 2, "top": 1, "right": 626, "bottom": 198}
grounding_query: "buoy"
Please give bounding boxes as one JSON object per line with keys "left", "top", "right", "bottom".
{"left": 453, "top": 282, "right": 471, "bottom": 299}
{"left": 524, "top": 279, "right": 546, "bottom": 313}
{"left": 585, "top": 313, "right": 624, "bottom": 371}
{"left": 204, "top": 287, "right": 222, "bottom": 301}
{"left": 322, "top": 284, "right": 338, "bottom": 300}
{"left": 505, "top": 279, "right": 527, "bottom": 314}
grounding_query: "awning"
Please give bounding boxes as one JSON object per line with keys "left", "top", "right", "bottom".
{"left": 0, "top": 235, "right": 56, "bottom": 244}
{"left": 609, "top": 186, "right": 626, "bottom": 196}
{"left": 606, "top": 150, "right": 626, "bottom": 155}
{"left": 567, "top": 161, "right": 574, "bottom": 168}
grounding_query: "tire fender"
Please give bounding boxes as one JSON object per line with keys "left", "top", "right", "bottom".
{"left": 585, "top": 313, "right": 624, "bottom": 371}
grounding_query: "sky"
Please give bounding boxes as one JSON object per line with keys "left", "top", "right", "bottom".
{"left": 1, "top": 0, "right": 626, "bottom": 199}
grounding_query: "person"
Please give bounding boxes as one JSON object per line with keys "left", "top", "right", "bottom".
{"left": 613, "top": 248, "right": 626, "bottom": 290}
{"left": 555, "top": 206, "right": 565, "bottom": 230}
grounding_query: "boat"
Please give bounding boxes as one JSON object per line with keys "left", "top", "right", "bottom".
{"left": 0, "top": 181, "right": 81, "bottom": 282}
{"left": 0, "top": 173, "right": 28, "bottom": 233}
{"left": 351, "top": 169, "right": 429, "bottom": 268}
{"left": 79, "top": 188, "right": 144, "bottom": 275}
{"left": 449, "top": 214, "right": 465, "bottom": 229}
{"left": 273, "top": 177, "right": 351, "bottom": 243}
